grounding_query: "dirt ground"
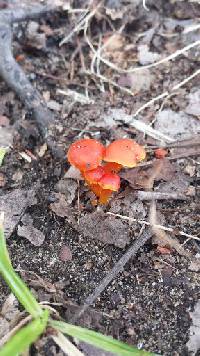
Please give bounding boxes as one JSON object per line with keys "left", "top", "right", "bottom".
{"left": 0, "top": 0, "right": 200, "bottom": 355}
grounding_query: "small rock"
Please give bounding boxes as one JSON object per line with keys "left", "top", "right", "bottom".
{"left": 59, "top": 245, "right": 72, "bottom": 262}
{"left": 18, "top": 214, "right": 45, "bottom": 246}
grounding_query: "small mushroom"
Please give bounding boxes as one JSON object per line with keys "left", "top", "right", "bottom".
{"left": 98, "top": 172, "right": 120, "bottom": 191}
{"left": 154, "top": 148, "right": 168, "bottom": 159}
{"left": 67, "top": 139, "right": 105, "bottom": 172}
{"left": 104, "top": 139, "right": 146, "bottom": 168}
{"left": 83, "top": 166, "right": 105, "bottom": 184}
{"left": 90, "top": 184, "right": 113, "bottom": 204}
{"left": 86, "top": 170, "right": 120, "bottom": 204}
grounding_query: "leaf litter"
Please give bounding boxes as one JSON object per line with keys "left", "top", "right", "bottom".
{"left": 1, "top": 0, "right": 200, "bottom": 354}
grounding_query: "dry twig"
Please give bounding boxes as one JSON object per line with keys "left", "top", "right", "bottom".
{"left": 137, "top": 191, "right": 190, "bottom": 201}
{"left": 0, "top": 4, "right": 64, "bottom": 157}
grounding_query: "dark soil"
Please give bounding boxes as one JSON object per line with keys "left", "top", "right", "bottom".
{"left": 0, "top": 1, "right": 200, "bottom": 355}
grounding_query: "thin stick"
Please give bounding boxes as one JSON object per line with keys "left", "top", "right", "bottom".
{"left": 0, "top": 5, "right": 64, "bottom": 158}
{"left": 107, "top": 212, "right": 200, "bottom": 241}
{"left": 71, "top": 226, "right": 151, "bottom": 322}
{"left": 60, "top": 2, "right": 102, "bottom": 46}
{"left": 137, "top": 191, "right": 190, "bottom": 201}
{"left": 0, "top": 6, "right": 54, "bottom": 137}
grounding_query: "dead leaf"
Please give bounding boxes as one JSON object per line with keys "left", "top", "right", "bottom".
{"left": 137, "top": 44, "right": 161, "bottom": 65}
{"left": 0, "top": 189, "right": 37, "bottom": 239}
{"left": 156, "top": 246, "right": 172, "bottom": 255}
{"left": 64, "top": 166, "right": 82, "bottom": 180}
{"left": 120, "top": 159, "right": 176, "bottom": 189}
{"left": 50, "top": 193, "right": 76, "bottom": 225}
{"left": 103, "top": 34, "right": 124, "bottom": 52}
{"left": 78, "top": 211, "right": 130, "bottom": 248}
{"left": 47, "top": 100, "right": 61, "bottom": 112}
{"left": 55, "top": 179, "right": 78, "bottom": 204}
{"left": 17, "top": 214, "right": 45, "bottom": 246}
{"left": 0, "top": 294, "right": 20, "bottom": 339}
{"left": 26, "top": 21, "right": 46, "bottom": 49}
{"left": 118, "top": 69, "right": 153, "bottom": 92}
{"left": 185, "top": 89, "right": 200, "bottom": 118}
{"left": 149, "top": 200, "right": 191, "bottom": 258}
{"left": 155, "top": 109, "right": 200, "bottom": 140}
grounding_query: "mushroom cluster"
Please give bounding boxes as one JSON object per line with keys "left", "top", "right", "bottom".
{"left": 67, "top": 138, "right": 145, "bottom": 204}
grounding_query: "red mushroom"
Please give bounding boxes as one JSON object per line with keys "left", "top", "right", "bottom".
{"left": 154, "top": 148, "right": 168, "bottom": 159}
{"left": 86, "top": 170, "right": 120, "bottom": 204}
{"left": 83, "top": 166, "right": 105, "bottom": 184}
{"left": 67, "top": 139, "right": 105, "bottom": 172}
{"left": 104, "top": 138, "right": 145, "bottom": 168}
{"left": 98, "top": 172, "right": 120, "bottom": 191}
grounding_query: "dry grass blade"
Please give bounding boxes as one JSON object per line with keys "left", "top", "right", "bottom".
{"left": 0, "top": 315, "right": 32, "bottom": 348}
{"left": 52, "top": 331, "right": 84, "bottom": 356}
{"left": 131, "top": 68, "right": 200, "bottom": 118}
{"left": 87, "top": 31, "right": 200, "bottom": 74}
{"left": 107, "top": 212, "right": 200, "bottom": 242}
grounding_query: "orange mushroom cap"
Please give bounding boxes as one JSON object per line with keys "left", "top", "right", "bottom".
{"left": 83, "top": 166, "right": 105, "bottom": 184}
{"left": 154, "top": 148, "right": 168, "bottom": 159}
{"left": 67, "top": 139, "right": 105, "bottom": 172}
{"left": 104, "top": 139, "right": 146, "bottom": 168}
{"left": 89, "top": 172, "right": 120, "bottom": 204}
{"left": 98, "top": 172, "right": 120, "bottom": 191}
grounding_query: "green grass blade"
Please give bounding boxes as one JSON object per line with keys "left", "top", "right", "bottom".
{"left": 0, "top": 147, "right": 7, "bottom": 167}
{"left": 0, "top": 310, "right": 49, "bottom": 356}
{"left": 50, "top": 320, "right": 156, "bottom": 356}
{"left": 0, "top": 223, "right": 43, "bottom": 318}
